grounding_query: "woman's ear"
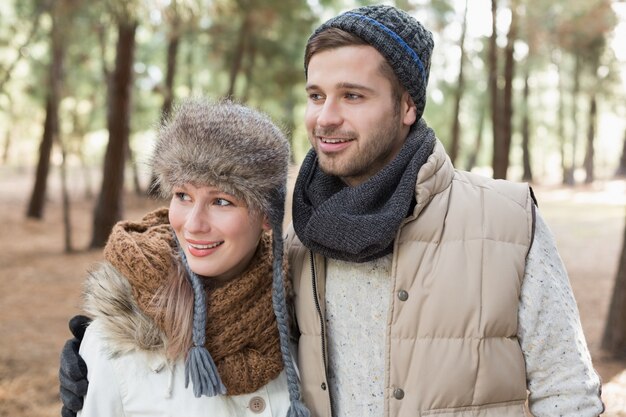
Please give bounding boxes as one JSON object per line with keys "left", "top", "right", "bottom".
{"left": 262, "top": 215, "right": 272, "bottom": 231}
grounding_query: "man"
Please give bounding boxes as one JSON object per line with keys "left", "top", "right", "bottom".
{"left": 286, "top": 5, "right": 603, "bottom": 417}
{"left": 60, "top": 5, "right": 603, "bottom": 417}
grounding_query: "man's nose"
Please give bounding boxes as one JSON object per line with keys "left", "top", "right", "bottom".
{"left": 316, "top": 99, "right": 343, "bottom": 127}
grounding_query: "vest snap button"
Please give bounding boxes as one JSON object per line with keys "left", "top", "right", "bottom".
{"left": 321, "top": 382, "right": 327, "bottom": 390}
{"left": 397, "top": 290, "right": 409, "bottom": 301}
{"left": 249, "top": 396, "right": 266, "bottom": 413}
{"left": 393, "top": 388, "right": 405, "bottom": 399}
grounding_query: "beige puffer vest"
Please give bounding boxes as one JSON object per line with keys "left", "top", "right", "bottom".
{"left": 286, "top": 141, "right": 535, "bottom": 417}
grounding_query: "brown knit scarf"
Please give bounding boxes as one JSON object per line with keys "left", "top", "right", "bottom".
{"left": 103, "top": 208, "right": 284, "bottom": 395}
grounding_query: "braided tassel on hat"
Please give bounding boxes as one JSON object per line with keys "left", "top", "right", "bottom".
{"left": 178, "top": 242, "right": 227, "bottom": 397}
{"left": 268, "top": 188, "right": 310, "bottom": 417}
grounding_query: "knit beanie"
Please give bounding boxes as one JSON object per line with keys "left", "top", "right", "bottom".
{"left": 305, "top": 4, "right": 434, "bottom": 120}
{"left": 151, "top": 98, "right": 309, "bottom": 417}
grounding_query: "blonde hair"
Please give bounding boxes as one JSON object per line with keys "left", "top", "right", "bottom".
{"left": 149, "top": 257, "right": 194, "bottom": 361}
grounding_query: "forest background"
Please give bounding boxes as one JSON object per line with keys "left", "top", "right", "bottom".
{"left": 1, "top": 0, "right": 626, "bottom": 415}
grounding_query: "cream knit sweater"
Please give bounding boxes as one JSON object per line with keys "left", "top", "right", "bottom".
{"left": 324, "top": 210, "right": 603, "bottom": 417}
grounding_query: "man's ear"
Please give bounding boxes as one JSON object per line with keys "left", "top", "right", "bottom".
{"left": 402, "top": 92, "right": 417, "bottom": 127}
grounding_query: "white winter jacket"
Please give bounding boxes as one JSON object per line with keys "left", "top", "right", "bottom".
{"left": 77, "top": 262, "right": 291, "bottom": 417}
{"left": 78, "top": 321, "right": 290, "bottom": 417}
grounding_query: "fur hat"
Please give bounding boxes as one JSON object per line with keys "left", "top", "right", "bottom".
{"left": 151, "top": 98, "right": 309, "bottom": 417}
{"left": 306, "top": 4, "right": 434, "bottom": 120}
{"left": 151, "top": 98, "right": 289, "bottom": 218}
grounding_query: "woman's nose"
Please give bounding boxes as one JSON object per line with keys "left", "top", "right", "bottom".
{"left": 185, "top": 204, "right": 211, "bottom": 234}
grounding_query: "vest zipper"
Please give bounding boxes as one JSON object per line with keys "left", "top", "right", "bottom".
{"left": 310, "top": 250, "right": 334, "bottom": 417}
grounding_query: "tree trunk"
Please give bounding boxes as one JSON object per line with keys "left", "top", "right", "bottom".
{"left": 602, "top": 208, "right": 626, "bottom": 357}
{"left": 69, "top": 101, "right": 94, "bottom": 199}
{"left": 583, "top": 93, "right": 596, "bottom": 184}
{"left": 498, "top": 0, "right": 517, "bottom": 180}
{"left": 226, "top": 12, "right": 251, "bottom": 98}
{"left": 96, "top": 21, "right": 111, "bottom": 80}
{"left": 466, "top": 105, "right": 486, "bottom": 172}
{"left": 564, "top": 55, "right": 581, "bottom": 186}
{"left": 161, "top": 28, "right": 180, "bottom": 121}
{"left": 90, "top": 21, "right": 137, "bottom": 248}
{"left": 556, "top": 52, "right": 569, "bottom": 184}
{"left": 185, "top": 33, "right": 195, "bottom": 95}
{"left": 127, "top": 139, "right": 142, "bottom": 195}
{"left": 242, "top": 37, "right": 258, "bottom": 104}
{"left": 489, "top": 0, "right": 504, "bottom": 179}
{"left": 78, "top": 149, "right": 94, "bottom": 199}
{"left": 59, "top": 141, "right": 73, "bottom": 252}
{"left": 448, "top": 0, "right": 469, "bottom": 165}
{"left": 615, "top": 128, "right": 626, "bottom": 178}
{"left": 26, "top": 96, "right": 56, "bottom": 219}
{"left": 521, "top": 65, "right": 533, "bottom": 182}
{"left": 2, "top": 123, "right": 12, "bottom": 165}
{"left": 26, "top": 13, "right": 64, "bottom": 219}
{"left": 1, "top": 95, "right": 13, "bottom": 165}
{"left": 149, "top": 25, "right": 181, "bottom": 198}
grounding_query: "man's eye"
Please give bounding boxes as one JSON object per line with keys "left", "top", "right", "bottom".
{"left": 309, "top": 93, "right": 323, "bottom": 101}
{"left": 345, "top": 93, "right": 362, "bottom": 100}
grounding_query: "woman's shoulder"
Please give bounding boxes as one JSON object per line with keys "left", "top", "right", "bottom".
{"left": 82, "top": 263, "right": 167, "bottom": 357}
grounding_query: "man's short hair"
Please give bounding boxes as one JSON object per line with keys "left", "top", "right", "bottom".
{"left": 304, "top": 5, "right": 434, "bottom": 120}
{"left": 304, "top": 27, "right": 405, "bottom": 108}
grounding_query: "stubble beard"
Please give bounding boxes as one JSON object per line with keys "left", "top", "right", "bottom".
{"left": 313, "top": 114, "right": 403, "bottom": 185}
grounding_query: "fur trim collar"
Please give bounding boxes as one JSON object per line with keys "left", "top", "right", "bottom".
{"left": 82, "top": 262, "right": 167, "bottom": 357}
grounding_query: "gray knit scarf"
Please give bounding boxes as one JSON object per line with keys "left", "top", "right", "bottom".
{"left": 292, "top": 119, "right": 436, "bottom": 263}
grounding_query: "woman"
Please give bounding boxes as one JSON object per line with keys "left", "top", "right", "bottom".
{"left": 76, "top": 98, "right": 308, "bottom": 417}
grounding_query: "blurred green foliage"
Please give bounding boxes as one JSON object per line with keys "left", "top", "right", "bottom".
{"left": 0, "top": 0, "right": 624, "bottom": 182}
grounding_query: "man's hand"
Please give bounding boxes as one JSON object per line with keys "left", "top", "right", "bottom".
{"left": 59, "top": 315, "right": 91, "bottom": 417}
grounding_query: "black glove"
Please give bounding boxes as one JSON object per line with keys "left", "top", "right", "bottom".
{"left": 59, "top": 315, "right": 91, "bottom": 417}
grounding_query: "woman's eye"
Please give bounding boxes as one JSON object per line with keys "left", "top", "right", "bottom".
{"left": 174, "top": 192, "right": 191, "bottom": 202}
{"left": 215, "top": 198, "right": 232, "bottom": 207}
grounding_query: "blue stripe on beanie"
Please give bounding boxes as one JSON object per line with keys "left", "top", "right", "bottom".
{"left": 343, "top": 12, "right": 427, "bottom": 86}
{"left": 305, "top": 5, "right": 434, "bottom": 120}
